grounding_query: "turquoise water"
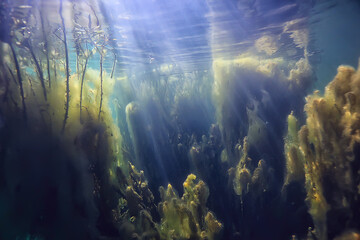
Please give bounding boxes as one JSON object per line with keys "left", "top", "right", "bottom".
{"left": 0, "top": 0, "right": 360, "bottom": 239}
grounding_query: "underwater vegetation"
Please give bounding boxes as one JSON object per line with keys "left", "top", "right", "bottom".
{"left": 0, "top": 0, "right": 359, "bottom": 239}
{"left": 283, "top": 63, "right": 360, "bottom": 240}
{"left": 157, "top": 174, "right": 222, "bottom": 240}
{"left": 0, "top": 1, "right": 219, "bottom": 239}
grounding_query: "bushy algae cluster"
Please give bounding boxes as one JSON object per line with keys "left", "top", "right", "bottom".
{"left": 283, "top": 63, "right": 360, "bottom": 240}
{"left": 212, "top": 52, "right": 314, "bottom": 167}
{"left": 230, "top": 137, "right": 274, "bottom": 203}
{"left": 283, "top": 113, "right": 305, "bottom": 187}
{"left": 157, "top": 174, "right": 222, "bottom": 240}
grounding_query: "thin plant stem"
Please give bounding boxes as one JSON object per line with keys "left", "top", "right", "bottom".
{"left": 60, "top": 0, "right": 70, "bottom": 133}
{"left": 98, "top": 52, "right": 103, "bottom": 121}
{"left": 28, "top": 42, "right": 47, "bottom": 101}
{"left": 40, "top": 9, "right": 51, "bottom": 89}
{"left": 9, "top": 43, "right": 27, "bottom": 121}
{"left": 111, "top": 53, "right": 116, "bottom": 79}
{"left": 79, "top": 56, "right": 89, "bottom": 123}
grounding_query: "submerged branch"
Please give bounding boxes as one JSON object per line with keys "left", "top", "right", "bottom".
{"left": 60, "top": 0, "right": 70, "bottom": 133}
{"left": 9, "top": 42, "right": 27, "bottom": 121}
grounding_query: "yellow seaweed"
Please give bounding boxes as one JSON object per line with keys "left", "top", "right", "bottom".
{"left": 157, "top": 174, "right": 222, "bottom": 240}
{"left": 284, "top": 61, "right": 360, "bottom": 240}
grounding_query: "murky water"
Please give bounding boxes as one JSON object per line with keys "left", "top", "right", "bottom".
{"left": 0, "top": 0, "right": 360, "bottom": 239}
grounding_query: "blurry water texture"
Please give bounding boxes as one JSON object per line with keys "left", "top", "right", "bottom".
{"left": 0, "top": 0, "right": 360, "bottom": 239}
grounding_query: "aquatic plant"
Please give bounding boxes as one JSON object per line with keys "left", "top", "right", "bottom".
{"left": 0, "top": 67, "right": 125, "bottom": 239}
{"left": 0, "top": 2, "right": 30, "bottom": 120}
{"left": 231, "top": 137, "right": 251, "bottom": 197}
{"left": 59, "top": 0, "right": 71, "bottom": 133}
{"left": 72, "top": 2, "right": 96, "bottom": 123}
{"left": 0, "top": 3, "right": 126, "bottom": 237}
{"left": 283, "top": 62, "right": 360, "bottom": 240}
{"left": 212, "top": 53, "right": 313, "bottom": 168}
{"left": 230, "top": 137, "right": 274, "bottom": 201}
{"left": 99, "top": 47, "right": 105, "bottom": 120}
{"left": 16, "top": 5, "right": 49, "bottom": 102}
{"left": 39, "top": 8, "right": 51, "bottom": 89}
{"left": 283, "top": 112, "right": 305, "bottom": 187}
{"left": 111, "top": 53, "right": 117, "bottom": 79}
{"left": 1, "top": 0, "right": 359, "bottom": 239}
{"left": 71, "top": 2, "right": 110, "bottom": 121}
{"left": 157, "top": 174, "right": 222, "bottom": 240}
{"left": 111, "top": 162, "right": 160, "bottom": 239}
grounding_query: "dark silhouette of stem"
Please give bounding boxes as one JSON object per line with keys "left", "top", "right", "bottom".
{"left": 79, "top": 56, "right": 88, "bottom": 123}
{"left": 9, "top": 43, "right": 27, "bottom": 121}
{"left": 28, "top": 77, "right": 36, "bottom": 97}
{"left": 98, "top": 52, "right": 103, "bottom": 121}
{"left": 28, "top": 42, "right": 47, "bottom": 101}
{"left": 60, "top": 0, "right": 70, "bottom": 133}
{"left": 1, "top": 67, "right": 9, "bottom": 102}
{"left": 88, "top": 4, "right": 100, "bottom": 26}
{"left": 40, "top": 10, "right": 51, "bottom": 89}
{"left": 54, "top": 60, "right": 57, "bottom": 81}
{"left": 9, "top": 92, "right": 18, "bottom": 109}
{"left": 7, "top": 65, "right": 17, "bottom": 86}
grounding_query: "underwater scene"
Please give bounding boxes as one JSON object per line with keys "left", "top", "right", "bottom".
{"left": 0, "top": 0, "right": 360, "bottom": 239}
